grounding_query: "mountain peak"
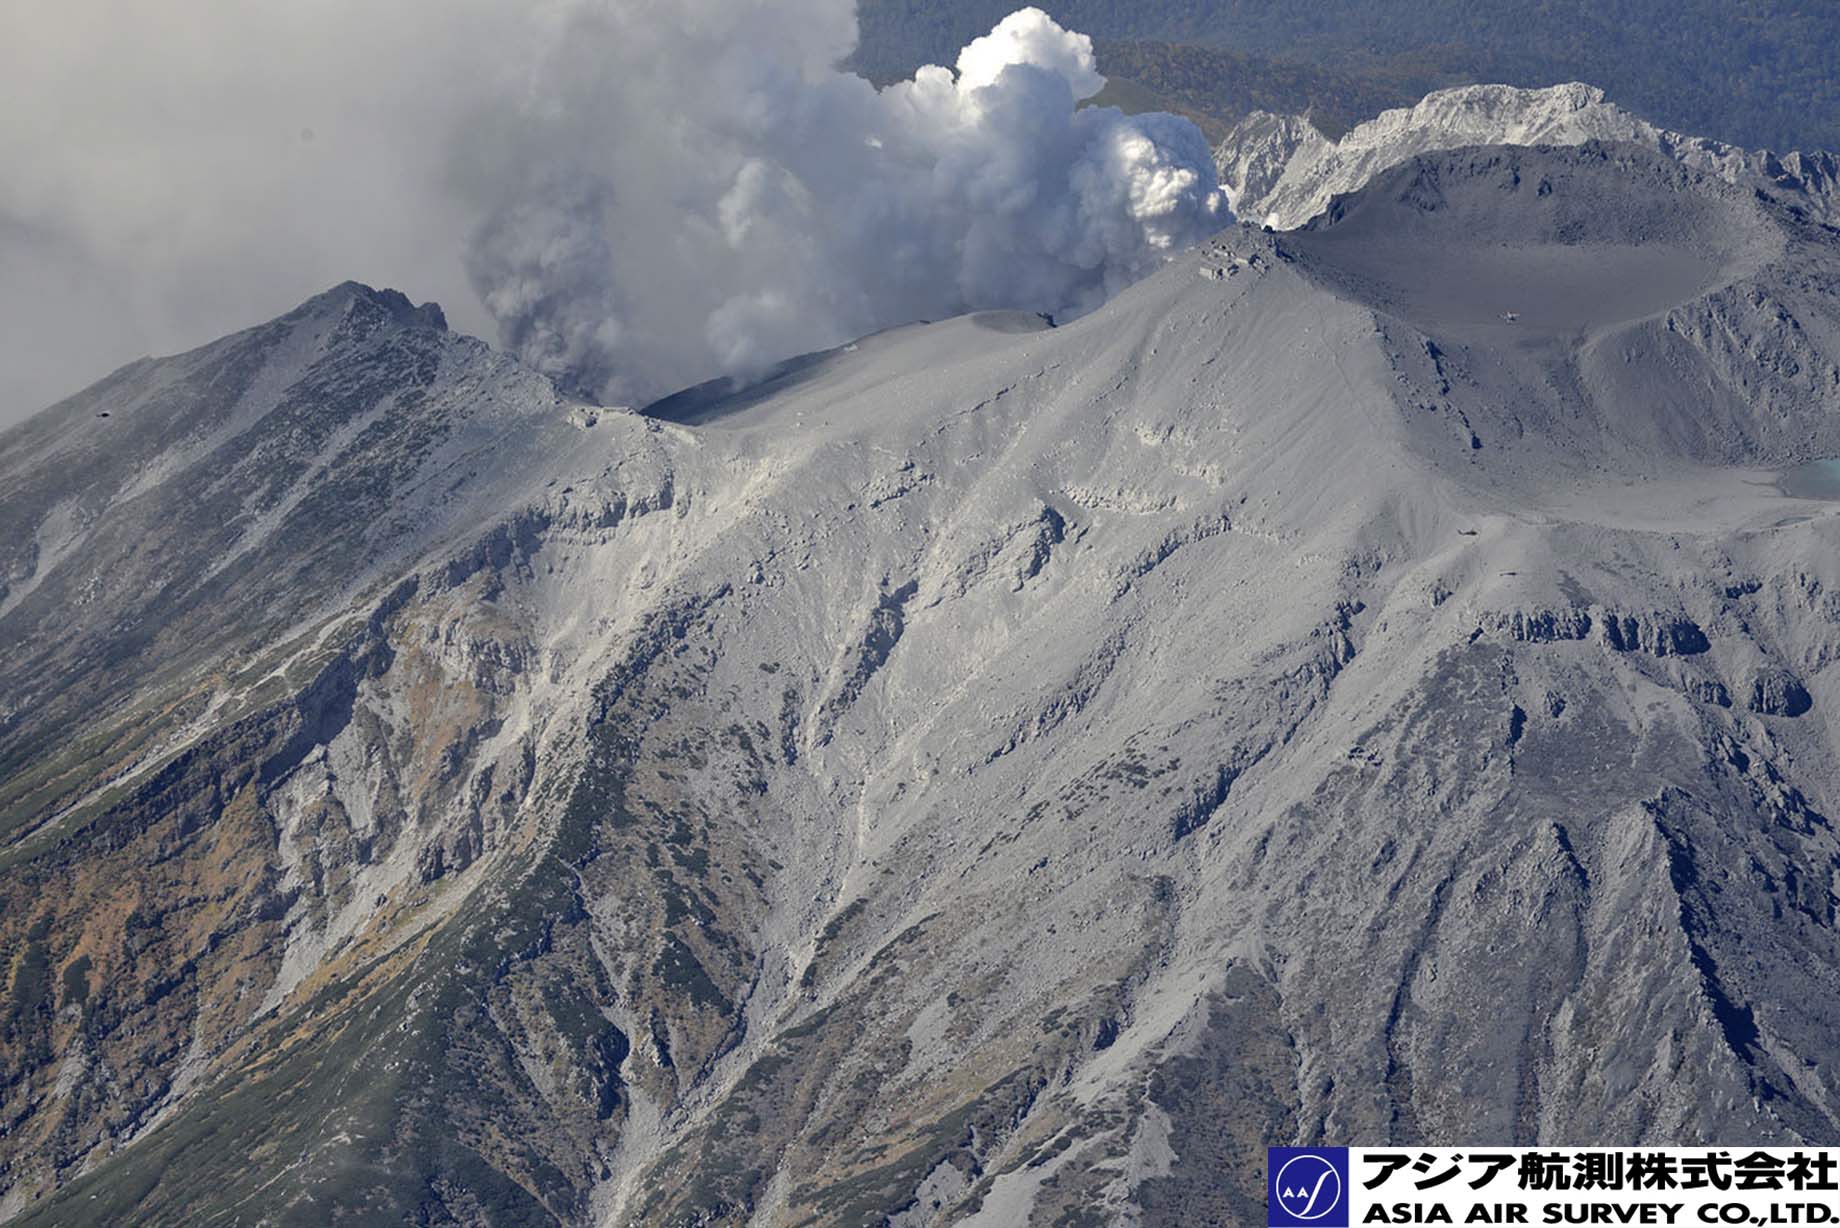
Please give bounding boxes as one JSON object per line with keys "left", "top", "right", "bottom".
{"left": 295, "top": 280, "right": 448, "bottom": 333}
{"left": 9, "top": 135, "right": 1840, "bottom": 1223}
{"left": 1217, "top": 80, "right": 1839, "bottom": 229}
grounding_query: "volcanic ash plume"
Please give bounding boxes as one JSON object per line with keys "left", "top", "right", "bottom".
{"left": 462, "top": 5, "right": 1227, "bottom": 403}
{"left": 0, "top": 3, "right": 1224, "bottom": 416}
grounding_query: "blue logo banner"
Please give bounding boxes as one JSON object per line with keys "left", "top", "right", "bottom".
{"left": 1270, "top": 1147, "right": 1350, "bottom": 1227}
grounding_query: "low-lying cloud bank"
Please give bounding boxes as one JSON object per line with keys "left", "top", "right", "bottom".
{"left": 0, "top": 3, "right": 1225, "bottom": 416}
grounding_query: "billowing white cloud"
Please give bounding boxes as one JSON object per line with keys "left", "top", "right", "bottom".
{"left": 0, "top": 3, "right": 1225, "bottom": 417}
{"left": 465, "top": 5, "right": 1226, "bottom": 401}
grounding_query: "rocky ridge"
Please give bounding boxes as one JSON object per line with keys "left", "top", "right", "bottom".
{"left": 1216, "top": 82, "right": 1840, "bottom": 229}
{"left": 3, "top": 142, "right": 1840, "bottom": 1226}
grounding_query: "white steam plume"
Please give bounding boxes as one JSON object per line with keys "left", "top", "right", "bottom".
{"left": 462, "top": 4, "right": 1226, "bottom": 401}
{"left": 0, "top": 3, "right": 1225, "bottom": 418}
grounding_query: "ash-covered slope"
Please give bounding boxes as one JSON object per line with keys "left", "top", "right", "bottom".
{"left": 1218, "top": 82, "right": 1840, "bottom": 229}
{"left": 7, "top": 142, "right": 1840, "bottom": 1227}
{"left": 0, "top": 284, "right": 579, "bottom": 810}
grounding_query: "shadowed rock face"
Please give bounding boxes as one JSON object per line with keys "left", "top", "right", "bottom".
{"left": 7, "top": 142, "right": 1840, "bottom": 1226}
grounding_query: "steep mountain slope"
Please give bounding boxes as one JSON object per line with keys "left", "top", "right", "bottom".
{"left": 6, "top": 141, "right": 1840, "bottom": 1226}
{"left": 0, "top": 284, "right": 570, "bottom": 789}
{"left": 1217, "top": 82, "right": 1840, "bottom": 229}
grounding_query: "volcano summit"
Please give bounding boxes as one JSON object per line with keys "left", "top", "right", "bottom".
{"left": 4, "top": 140, "right": 1840, "bottom": 1226}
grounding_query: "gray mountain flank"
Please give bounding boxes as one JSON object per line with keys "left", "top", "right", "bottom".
{"left": 2, "top": 140, "right": 1840, "bottom": 1225}
{"left": 1218, "top": 82, "right": 1840, "bottom": 230}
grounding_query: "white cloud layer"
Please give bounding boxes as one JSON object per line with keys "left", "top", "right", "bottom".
{"left": 0, "top": 3, "right": 1225, "bottom": 416}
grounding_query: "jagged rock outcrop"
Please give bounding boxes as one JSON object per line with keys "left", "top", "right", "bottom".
{"left": 1749, "top": 668, "right": 1814, "bottom": 717}
{"left": 1477, "top": 606, "right": 1595, "bottom": 645}
{"left": 1601, "top": 611, "right": 1711, "bottom": 657}
{"left": 1476, "top": 605, "right": 1710, "bottom": 656}
{"left": 1217, "top": 82, "right": 1840, "bottom": 229}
